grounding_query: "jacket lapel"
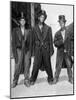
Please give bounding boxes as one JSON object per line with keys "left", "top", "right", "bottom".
{"left": 60, "top": 28, "right": 68, "bottom": 42}
{"left": 16, "top": 28, "right": 22, "bottom": 41}
{"left": 35, "top": 24, "right": 49, "bottom": 41}
{"left": 18, "top": 27, "right": 27, "bottom": 41}
{"left": 35, "top": 25, "right": 42, "bottom": 40}
{"left": 24, "top": 29, "right": 29, "bottom": 40}
{"left": 65, "top": 27, "right": 69, "bottom": 41}
{"left": 59, "top": 29, "right": 63, "bottom": 41}
{"left": 42, "top": 24, "right": 49, "bottom": 41}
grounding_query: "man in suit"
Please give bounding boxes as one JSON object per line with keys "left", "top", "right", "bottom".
{"left": 67, "top": 22, "right": 74, "bottom": 63}
{"left": 62, "top": 22, "right": 74, "bottom": 69}
{"left": 53, "top": 15, "right": 73, "bottom": 84}
{"left": 30, "top": 10, "right": 54, "bottom": 85}
{"left": 12, "top": 12, "right": 31, "bottom": 88}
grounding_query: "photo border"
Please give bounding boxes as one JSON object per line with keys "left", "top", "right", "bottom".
{"left": 10, "top": 1, "right": 74, "bottom": 99}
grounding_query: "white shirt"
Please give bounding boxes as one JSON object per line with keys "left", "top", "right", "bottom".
{"left": 21, "top": 27, "right": 25, "bottom": 36}
{"left": 61, "top": 30, "right": 66, "bottom": 42}
{"left": 39, "top": 24, "right": 43, "bottom": 32}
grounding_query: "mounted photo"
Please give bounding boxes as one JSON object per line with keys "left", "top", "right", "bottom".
{"left": 10, "top": 1, "right": 74, "bottom": 99}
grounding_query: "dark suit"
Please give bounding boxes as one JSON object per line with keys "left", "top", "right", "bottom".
{"left": 30, "top": 23, "right": 54, "bottom": 82}
{"left": 67, "top": 22, "right": 74, "bottom": 57}
{"left": 54, "top": 27, "right": 73, "bottom": 80}
{"left": 62, "top": 23, "right": 74, "bottom": 68}
{"left": 12, "top": 27, "right": 31, "bottom": 83}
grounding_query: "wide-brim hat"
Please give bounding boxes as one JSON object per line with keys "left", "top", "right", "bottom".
{"left": 37, "top": 10, "right": 47, "bottom": 20}
{"left": 58, "top": 15, "right": 66, "bottom": 22}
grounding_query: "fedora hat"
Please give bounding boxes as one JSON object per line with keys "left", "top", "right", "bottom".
{"left": 58, "top": 15, "right": 66, "bottom": 22}
{"left": 17, "top": 12, "right": 26, "bottom": 21}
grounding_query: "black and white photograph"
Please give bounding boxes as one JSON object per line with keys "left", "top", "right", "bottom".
{"left": 10, "top": 1, "right": 74, "bottom": 99}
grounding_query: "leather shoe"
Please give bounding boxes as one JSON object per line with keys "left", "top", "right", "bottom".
{"left": 47, "top": 78, "right": 54, "bottom": 85}
{"left": 24, "top": 80, "right": 30, "bottom": 87}
{"left": 11, "top": 82, "right": 17, "bottom": 88}
{"left": 53, "top": 78, "right": 58, "bottom": 84}
{"left": 69, "top": 78, "right": 73, "bottom": 84}
{"left": 30, "top": 80, "right": 35, "bottom": 85}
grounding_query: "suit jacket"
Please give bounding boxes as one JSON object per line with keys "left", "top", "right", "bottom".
{"left": 12, "top": 27, "right": 31, "bottom": 60}
{"left": 67, "top": 22, "right": 74, "bottom": 56}
{"left": 31, "top": 23, "right": 54, "bottom": 57}
{"left": 54, "top": 26, "right": 73, "bottom": 67}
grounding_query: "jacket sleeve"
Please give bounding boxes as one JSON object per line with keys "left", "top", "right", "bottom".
{"left": 69, "top": 30, "right": 74, "bottom": 56}
{"left": 12, "top": 28, "right": 18, "bottom": 61}
{"left": 71, "top": 35, "right": 74, "bottom": 56}
{"left": 70, "top": 30, "right": 74, "bottom": 56}
{"left": 48, "top": 27, "right": 54, "bottom": 56}
{"left": 54, "top": 32, "right": 64, "bottom": 48}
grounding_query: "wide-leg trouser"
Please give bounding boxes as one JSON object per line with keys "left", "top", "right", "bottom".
{"left": 55, "top": 53, "right": 72, "bottom": 80}
{"left": 30, "top": 47, "right": 53, "bottom": 82}
{"left": 13, "top": 49, "right": 31, "bottom": 83}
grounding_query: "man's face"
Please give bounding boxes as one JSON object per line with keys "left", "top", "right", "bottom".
{"left": 38, "top": 15, "right": 45, "bottom": 23}
{"left": 20, "top": 19, "right": 26, "bottom": 26}
{"left": 59, "top": 20, "right": 65, "bottom": 28}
